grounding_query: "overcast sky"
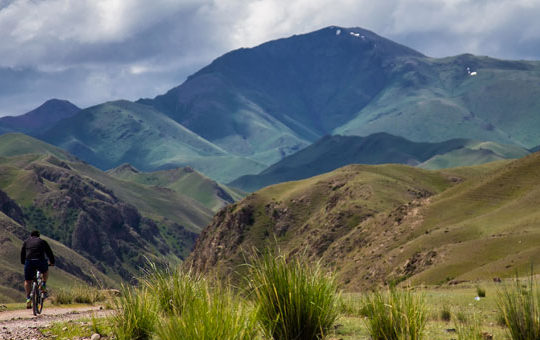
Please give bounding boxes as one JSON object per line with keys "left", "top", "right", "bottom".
{"left": 1, "top": 0, "right": 540, "bottom": 116}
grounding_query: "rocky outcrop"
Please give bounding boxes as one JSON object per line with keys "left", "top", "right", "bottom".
{"left": 0, "top": 190, "right": 25, "bottom": 226}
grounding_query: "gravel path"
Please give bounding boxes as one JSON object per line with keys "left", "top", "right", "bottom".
{"left": 0, "top": 306, "right": 111, "bottom": 340}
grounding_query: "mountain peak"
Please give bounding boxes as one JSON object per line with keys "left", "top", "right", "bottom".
{"left": 0, "top": 99, "right": 81, "bottom": 134}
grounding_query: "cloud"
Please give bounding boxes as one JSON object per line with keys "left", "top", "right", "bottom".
{"left": 1, "top": 0, "right": 540, "bottom": 116}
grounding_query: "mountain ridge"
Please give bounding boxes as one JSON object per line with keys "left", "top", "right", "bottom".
{"left": 230, "top": 133, "right": 530, "bottom": 192}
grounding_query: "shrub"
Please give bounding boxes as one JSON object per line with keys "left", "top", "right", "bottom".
{"left": 247, "top": 252, "right": 340, "bottom": 340}
{"left": 497, "top": 275, "right": 540, "bottom": 339}
{"left": 476, "top": 286, "right": 486, "bottom": 298}
{"left": 440, "top": 305, "right": 451, "bottom": 322}
{"left": 111, "top": 286, "right": 157, "bottom": 340}
{"left": 155, "top": 281, "right": 259, "bottom": 340}
{"left": 362, "top": 288, "right": 427, "bottom": 340}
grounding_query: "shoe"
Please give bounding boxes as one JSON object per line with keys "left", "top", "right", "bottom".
{"left": 26, "top": 298, "right": 31, "bottom": 309}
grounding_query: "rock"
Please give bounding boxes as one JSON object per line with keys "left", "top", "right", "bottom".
{"left": 91, "top": 333, "right": 101, "bottom": 340}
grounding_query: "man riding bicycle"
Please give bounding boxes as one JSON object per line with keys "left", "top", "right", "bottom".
{"left": 21, "top": 230, "right": 55, "bottom": 309}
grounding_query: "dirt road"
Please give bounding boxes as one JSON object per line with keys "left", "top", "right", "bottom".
{"left": 0, "top": 306, "right": 111, "bottom": 340}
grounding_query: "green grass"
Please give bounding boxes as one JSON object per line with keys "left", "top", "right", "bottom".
{"left": 155, "top": 283, "right": 259, "bottom": 340}
{"left": 497, "top": 274, "right": 540, "bottom": 339}
{"left": 111, "top": 286, "right": 158, "bottom": 340}
{"left": 52, "top": 285, "right": 110, "bottom": 305}
{"left": 362, "top": 288, "right": 427, "bottom": 340}
{"left": 42, "top": 315, "right": 113, "bottom": 339}
{"left": 247, "top": 252, "right": 340, "bottom": 340}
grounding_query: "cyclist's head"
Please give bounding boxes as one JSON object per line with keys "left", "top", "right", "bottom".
{"left": 30, "top": 230, "right": 40, "bottom": 237}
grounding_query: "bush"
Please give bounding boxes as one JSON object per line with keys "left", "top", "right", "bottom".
{"left": 247, "top": 252, "right": 340, "bottom": 340}
{"left": 111, "top": 286, "right": 157, "bottom": 340}
{"left": 497, "top": 275, "right": 540, "bottom": 339}
{"left": 440, "top": 305, "right": 451, "bottom": 322}
{"left": 363, "top": 288, "right": 427, "bottom": 340}
{"left": 476, "top": 286, "right": 486, "bottom": 298}
{"left": 155, "top": 281, "right": 259, "bottom": 340}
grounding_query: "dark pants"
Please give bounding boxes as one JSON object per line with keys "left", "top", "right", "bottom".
{"left": 24, "top": 259, "right": 48, "bottom": 281}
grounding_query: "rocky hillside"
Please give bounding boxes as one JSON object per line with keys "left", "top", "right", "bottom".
{"left": 0, "top": 190, "right": 115, "bottom": 302}
{"left": 0, "top": 134, "right": 213, "bottom": 286}
{"left": 188, "top": 154, "right": 540, "bottom": 289}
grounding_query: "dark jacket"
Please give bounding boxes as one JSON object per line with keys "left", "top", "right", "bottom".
{"left": 20, "top": 236, "right": 55, "bottom": 265}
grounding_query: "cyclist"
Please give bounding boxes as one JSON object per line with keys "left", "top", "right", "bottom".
{"left": 20, "top": 230, "right": 55, "bottom": 309}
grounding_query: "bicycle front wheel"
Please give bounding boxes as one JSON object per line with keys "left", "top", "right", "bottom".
{"left": 32, "top": 285, "right": 43, "bottom": 315}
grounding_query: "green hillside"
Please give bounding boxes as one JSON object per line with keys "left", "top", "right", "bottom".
{"left": 108, "top": 164, "right": 244, "bottom": 212}
{"left": 40, "top": 100, "right": 265, "bottom": 183}
{"left": 335, "top": 54, "right": 540, "bottom": 147}
{"left": 0, "top": 134, "right": 213, "bottom": 286}
{"left": 230, "top": 133, "right": 529, "bottom": 192}
{"left": 0, "top": 133, "right": 76, "bottom": 161}
{"left": 188, "top": 155, "right": 540, "bottom": 289}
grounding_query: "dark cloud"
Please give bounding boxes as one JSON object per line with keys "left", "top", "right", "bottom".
{"left": 1, "top": 0, "right": 540, "bottom": 116}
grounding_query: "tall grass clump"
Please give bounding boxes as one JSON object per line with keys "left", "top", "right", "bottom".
{"left": 52, "top": 285, "right": 108, "bottom": 305}
{"left": 454, "top": 312, "right": 484, "bottom": 340}
{"left": 139, "top": 262, "right": 203, "bottom": 315}
{"left": 156, "top": 281, "right": 259, "bottom": 340}
{"left": 111, "top": 286, "right": 157, "bottom": 340}
{"left": 247, "top": 252, "right": 340, "bottom": 340}
{"left": 363, "top": 288, "right": 427, "bottom": 340}
{"left": 497, "top": 274, "right": 540, "bottom": 339}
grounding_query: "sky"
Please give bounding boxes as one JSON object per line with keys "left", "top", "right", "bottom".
{"left": 1, "top": 0, "right": 540, "bottom": 116}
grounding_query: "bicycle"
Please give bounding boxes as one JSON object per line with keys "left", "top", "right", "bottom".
{"left": 30, "top": 270, "right": 46, "bottom": 316}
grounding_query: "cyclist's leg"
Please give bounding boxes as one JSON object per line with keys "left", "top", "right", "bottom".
{"left": 38, "top": 259, "right": 49, "bottom": 292}
{"left": 23, "top": 260, "right": 36, "bottom": 308}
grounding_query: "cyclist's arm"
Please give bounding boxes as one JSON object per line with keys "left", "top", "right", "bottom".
{"left": 20, "top": 241, "right": 26, "bottom": 265}
{"left": 43, "top": 240, "right": 55, "bottom": 266}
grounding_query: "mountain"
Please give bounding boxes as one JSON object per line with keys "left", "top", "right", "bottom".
{"left": 188, "top": 154, "right": 540, "bottom": 288}
{"left": 0, "top": 99, "right": 80, "bottom": 135}
{"left": 141, "top": 25, "right": 540, "bottom": 153}
{"left": 40, "top": 100, "right": 265, "bottom": 183}
{"left": 32, "top": 26, "right": 540, "bottom": 183}
{"left": 0, "top": 190, "right": 115, "bottom": 302}
{"left": 138, "top": 27, "right": 423, "bottom": 165}
{"left": 530, "top": 145, "right": 540, "bottom": 153}
{"left": 0, "top": 133, "right": 213, "bottom": 284}
{"left": 107, "top": 164, "right": 245, "bottom": 212}
{"left": 230, "top": 133, "right": 530, "bottom": 192}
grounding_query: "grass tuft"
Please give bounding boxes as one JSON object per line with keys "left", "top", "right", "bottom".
{"left": 362, "top": 288, "right": 427, "bottom": 340}
{"left": 155, "top": 281, "right": 259, "bottom": 340}
{"left": 497, "top": 274, "right": 540, "bottom": 340}
{"left": 247, "top": 252, "right": 340, "bottom": 340}
{"left": 111, "top": 286, "right": 157, "bottom": 340}
{"left": 139, "top": 262, "right": 203, "bottom": 316}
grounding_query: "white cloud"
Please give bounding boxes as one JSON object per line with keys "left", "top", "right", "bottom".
{"left": 1, "top": 0, "right": 540, "bottom": 115}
